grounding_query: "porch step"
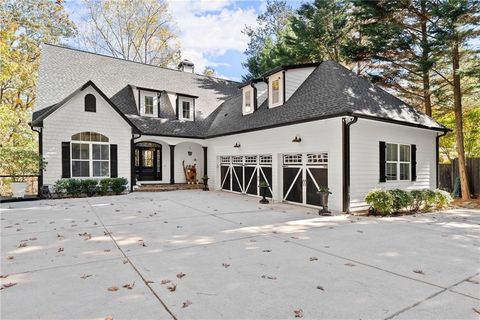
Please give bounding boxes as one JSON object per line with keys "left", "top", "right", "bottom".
{"left": 135, "top": 183, "right": 204, "bottom": 192}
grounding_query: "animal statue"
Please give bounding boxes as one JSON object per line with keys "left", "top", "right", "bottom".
{"left": 183, "top": 160, "right": 198, "bottom": 184}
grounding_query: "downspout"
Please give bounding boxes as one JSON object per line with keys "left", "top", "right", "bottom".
{"left": 342, "top": 116, "right": 358, "bottom": 213}
{"left": 29, "top": 123, "right": 43, "bottom": 196}
{"left": 436, "top": 130, "right": 448, "bottom": 188}
{"left": 131, "top": 131, "right": 142, "bottom": 191}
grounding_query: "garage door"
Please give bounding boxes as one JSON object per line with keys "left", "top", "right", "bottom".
{"left": 282, "top": 153, "right": 328, "bottom": 206}
{"left": 220, "top": 155, "right": 273, "bottom": 198}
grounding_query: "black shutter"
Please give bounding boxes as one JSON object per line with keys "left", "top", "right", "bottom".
{"left": 411, "top": 144, "right": 417, "bottom": 181}
{"left": 157, "top": 93, "right": 161, "bottom": 118}
{"left": 379, "top": 141, "right": 386, "bottom": 182}
{"left": 61, "top": 142, "right": 70, "bottom": 178}
{"left": 110, "top": 144, "right": 118, "bottom": 178}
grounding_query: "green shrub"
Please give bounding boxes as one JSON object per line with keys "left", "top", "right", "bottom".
{"left": 81, "top": 179, "right": 98, "bottom": 197}
{"left": 110, "top": 177, "right": 128, "bottom": 195}
{"left": 422, "top": 189, "right": 436, "bottom": 210}
{"left": 409, "top": 190, "right": 424, "bottom": 211}
{"left": 388, "top": 189, "right": 413, "bottom": 212}
{"left": 434, "top": 189, "right": 453, "bottom": 209}
{"left": 53, "top": 179, "right": 69, "bottom": 197}
{"left": 365, "top": 189, "right": 394, "bottom": 215}
{"left": 65, "top": 179, "right": 82, "bottom": 196}
{"left": 97, "top": 178, "right": 111, "bottom": 195}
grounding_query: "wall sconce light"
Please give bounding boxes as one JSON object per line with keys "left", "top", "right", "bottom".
{"left": 292, "top": 135, "right": 302, "bottom": 143}
{"left": 188, "top": 151, "right": 193, "bottom": 156}
{"left": 234, "top": 142, "right": 241, "bottom": 148}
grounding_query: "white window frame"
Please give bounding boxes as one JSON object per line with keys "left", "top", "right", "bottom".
{"left": 386, "top": 143, "right": 411, "bottom": 181}
{"left": 71, "top": 138, "right": 110, "bottom": 178}
{"left": 243, "top": 88, "right": 253, "bottom": 115}
{"left": 144, "top": 95, "right": 154, "bottom": 115}
{"left": 269, "top": 71, "right": 284, "bottom": 108}
{"left": 178, "top": 96, "right": 194, "bottom": 121}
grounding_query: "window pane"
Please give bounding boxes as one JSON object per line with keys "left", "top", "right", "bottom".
{"left": 272, "top": 79, "right": 279, "bottom": 104}
{"left": 182, "top": 101, "right": 190, "bottom": 119}
{"left": 101, "top": 145, "right": 109, "bottom": 160}
{"left": 142, "top": 150, "right": 153, "bottom": 167}
{"left": 80, "top": 144, "right": 89, "bottom": 159}
{"left": 93, "top": 144, "right": 101, "bottom": 160}
{"left": 72, "top": 133, "right": 81, "bottom": 141}
{"left": 72, "top": 161, "right": 89, "bottom": 177}
{"left": 386, "top": 163, "right": 397, "bottom": 181}
{"left": 400, "top": 163, "right": 410, "bottom": 180}
{"left": 245, "top": 91, "right": 251, "bottom": 107}
{"left": 400, "top": 145, "right": 410, "bottom": 162}
{"left": 72, "top": 143, "right": 80, "bottom": 159}
{"left": 145, "top": 96, "right": 153, "bottom": 114}
{"left": 386, "top": 143, "right": 398, "bottom": 161}
{"left": 93, "top": 161, "right": 109, "bottom": 177}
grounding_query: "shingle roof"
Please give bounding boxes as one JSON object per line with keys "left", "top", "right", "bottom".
{"left": 34, "top": 45, "right": 447, "bottom": 138}
{"left": 205, "top": 61, "right": 446, "bottom": 137}
{"left": 35, "top": 44, "right": 239, "bottom": 118}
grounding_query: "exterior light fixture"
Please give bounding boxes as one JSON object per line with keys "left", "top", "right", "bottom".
{"left": 292, "top": 135, "right": 302, "bottom": 143}
{"left": 234, "top": 142, "right": 241, "bottom": 148}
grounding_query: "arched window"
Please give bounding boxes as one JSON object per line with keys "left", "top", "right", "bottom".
{"left": 85, "top": 94, "right": 96, "bottom": 112}
{"left": 71, "top": 132, "right": 109, "bottom": 177}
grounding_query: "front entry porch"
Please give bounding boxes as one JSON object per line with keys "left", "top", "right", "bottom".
{"left": 134, "top": 142, "right": 162, "bottom": 182}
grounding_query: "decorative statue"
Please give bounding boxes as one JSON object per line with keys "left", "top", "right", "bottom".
{"left": 183, "top": 160, "right": 198, "bottom": 184}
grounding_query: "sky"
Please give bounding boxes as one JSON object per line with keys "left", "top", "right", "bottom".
{"left": 64, "top": 0, "right": 303, "bottom": 82}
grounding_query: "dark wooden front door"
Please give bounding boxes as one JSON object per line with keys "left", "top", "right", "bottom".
{"left": 135, "top": 144, "right": 162, "bottom": 181}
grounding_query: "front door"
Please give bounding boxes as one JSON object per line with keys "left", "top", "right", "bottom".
{"left": 135, "top": 143, "right": 162, "bottom": 181}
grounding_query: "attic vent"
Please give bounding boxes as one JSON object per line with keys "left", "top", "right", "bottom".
{"left": 178, "top": 59, "right": 194, "bottom": 73}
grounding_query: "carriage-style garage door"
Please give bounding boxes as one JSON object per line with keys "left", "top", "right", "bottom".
{"left": 282, "top": 153, "right": 328, "bottom": 206}
{"left": 220, "top": 155, "right": 273, "bottom": 198}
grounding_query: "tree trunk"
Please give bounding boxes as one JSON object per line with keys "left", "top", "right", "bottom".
{"left": 420, "top": 0, "right": 432, "bottom": 116}
{"left": 452, "top": 38, "right": 471, "bottom": 200}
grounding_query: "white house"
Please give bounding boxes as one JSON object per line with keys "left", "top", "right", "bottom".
{"left": 31, "top": 44, "right": 449, "bottom": 212}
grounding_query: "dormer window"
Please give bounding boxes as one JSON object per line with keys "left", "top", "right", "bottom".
{"left": 177, "top": 95, "right": 195, "bottom": 121}
{"left": 144, "top": 96, "right": 154, "bottom": 115}
{"left": 272, "top": 79, "right": 280, "bottom": 104}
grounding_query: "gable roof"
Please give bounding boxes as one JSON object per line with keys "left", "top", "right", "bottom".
{"left": 35, "top": 44, "right": 239, "bottom": 119}
{"left": 31, "top": 80, "right": 140, "bottom": 132}
{"left": 205, "top": 61, "right": 447, "bottom": 137}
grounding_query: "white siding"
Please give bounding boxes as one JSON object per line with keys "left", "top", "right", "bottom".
{"left": 206, "top": 118, "right": 344, "bottom": 211}
{"left": 254, "top": 82, "right": 268, "bottom": 106}
{"left": 350, "top": 119, "right": 437, "bottom": 210}
{"left": 42, "top": 86, "right": 132, "bottom": 186}
{"left": 285, "top": 67, "right": 315, "bottom": 101}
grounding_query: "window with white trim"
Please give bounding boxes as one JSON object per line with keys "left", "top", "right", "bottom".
{"left": 244, "top": 90, "right": 252, "bottom": 113}
{"left": 272, "top": 79, "right": 280, "bottom": 104}
{"left": 386, "top": 143, "right": 410, "bottom": 181}
{"left": 144, "top": 96, "right": 154, "bottom": 115}
{"left": 71, "top": 132, "right": 110, "bottom": 178}
{"left": 178, "top": 96, "right": 194, "bottom": 121}
{"left": 182, "top": 101, "right": 191, "bottom": 119}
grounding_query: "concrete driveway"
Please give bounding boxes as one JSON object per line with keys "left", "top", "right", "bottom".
{"left": 1, "top": 190, "right": 479, "bottom": 320}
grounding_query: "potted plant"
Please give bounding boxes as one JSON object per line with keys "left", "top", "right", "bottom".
{"left": 0, "top": 148, "right": 45, "bottom": 198}
{"left": 202, "top": 175, "right": 209, "bottom": 191}
{"left": 259, "top": 180, "right": 270, "bottom": 204}
{"left": 317, "top": 186, "right": 331, "bottom": 215}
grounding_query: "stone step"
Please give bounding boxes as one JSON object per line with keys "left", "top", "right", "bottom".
{"left": 135, "top": 183, "right": 204, "bottom": 192}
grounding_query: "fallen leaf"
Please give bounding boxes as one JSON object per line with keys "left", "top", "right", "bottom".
{"left": 357, "top": 230, "right": 363, "bottom": 233}
{"left": 107, "top": 286, "right": 119, "bottom": 292}
{"left": 467, "top": 278, "right": 480, "bottom": 285}
{"left": 57, "top": 247, "right": 64, "bottom": 253}
{"left": 290, "top": 236, "right": 299, "bottom": 239}
{"left": 7, "top": 256, "right": 14, "bottom": 260}
{"left": 261, "top": 275, "right": 277, "bottom": 280}
{"left": 344, "top": 262, "right": 355, "bottom": 267}
{"left": 176, "top": 272, "right": 186, "bottom": 279}
{"left": 80, "top": 274, "right": 92, "bottom": 279}
{"left": 57, "top": 234, "right": 64, "bottom": 239}
{"left": 316, "top": 285, "right": 325, "bottom": 291}
{"left": 18, "top": 242, "right": 27, "bottom": 248}
{"left": 122, "top": 260, "right": 128, "bottom": 264}
{"left": 160, "top": 280, "right": 171, "bottom": 285}
{"left": 122, "top": 282, "right": 135, "bottom": 290}
{"left": 1, "top": 283, "right": 17, "bottom": 290}
{"left": 222, "top": 263, "right": 231, "bottom": 268}
{"left": 473, "top": 308, "right": 480, "bottom": 315}
{"left": 167, "top": 284, "right": 176, "bottom": 292}
{"left": 294, "top": 308, "right": 304, "bottom": 318}
{"left": 0, "top": 274, "right": 7, "bottom": 279}
{"left": 182, "top": 300, "right": 192, "bottom": 308}
{"left": 105, "top": 316, "right": 113, "bottom": 320}
{"left": 29, "top": 237, "right": 37, "bottom": 241}
{"left": 146, "top": 280, "right": 154, "bottom": 284}
{"left": 262, "top": 250, "right": 272, "bottom": 253}
{"left": 413, "top": 270, "right": 424, "bottom": 275}
{"left": 309, "top": 257, "right": 318, "bottom": 262}
{"left": 104, "top": 249, "right": 111, "bottom": 252}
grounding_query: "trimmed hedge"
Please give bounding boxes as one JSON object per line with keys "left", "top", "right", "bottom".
{"left": 53, "top": 177, "right": 128, "bottom": 198}
{"left": 365, "top": 188, "right": 452, "bottom": 215}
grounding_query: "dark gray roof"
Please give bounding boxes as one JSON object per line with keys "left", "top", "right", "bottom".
{"left": 34, "top": 45, "right": 446, "bottom": 138}
{"left": 206, "top": 61, "right": 446, "bottom": 137}
{"left": 35, "top": 44, "right": 239, "bottom": 119}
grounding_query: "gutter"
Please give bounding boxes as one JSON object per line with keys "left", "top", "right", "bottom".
{"left": 29, "top": 122, "right": 43, "bottom": 196}
{"left": 342, "top": 116, "right": 358, "bottom": 213}
{"left": 436, "top": 130, "right": 449, "bottom": 188}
